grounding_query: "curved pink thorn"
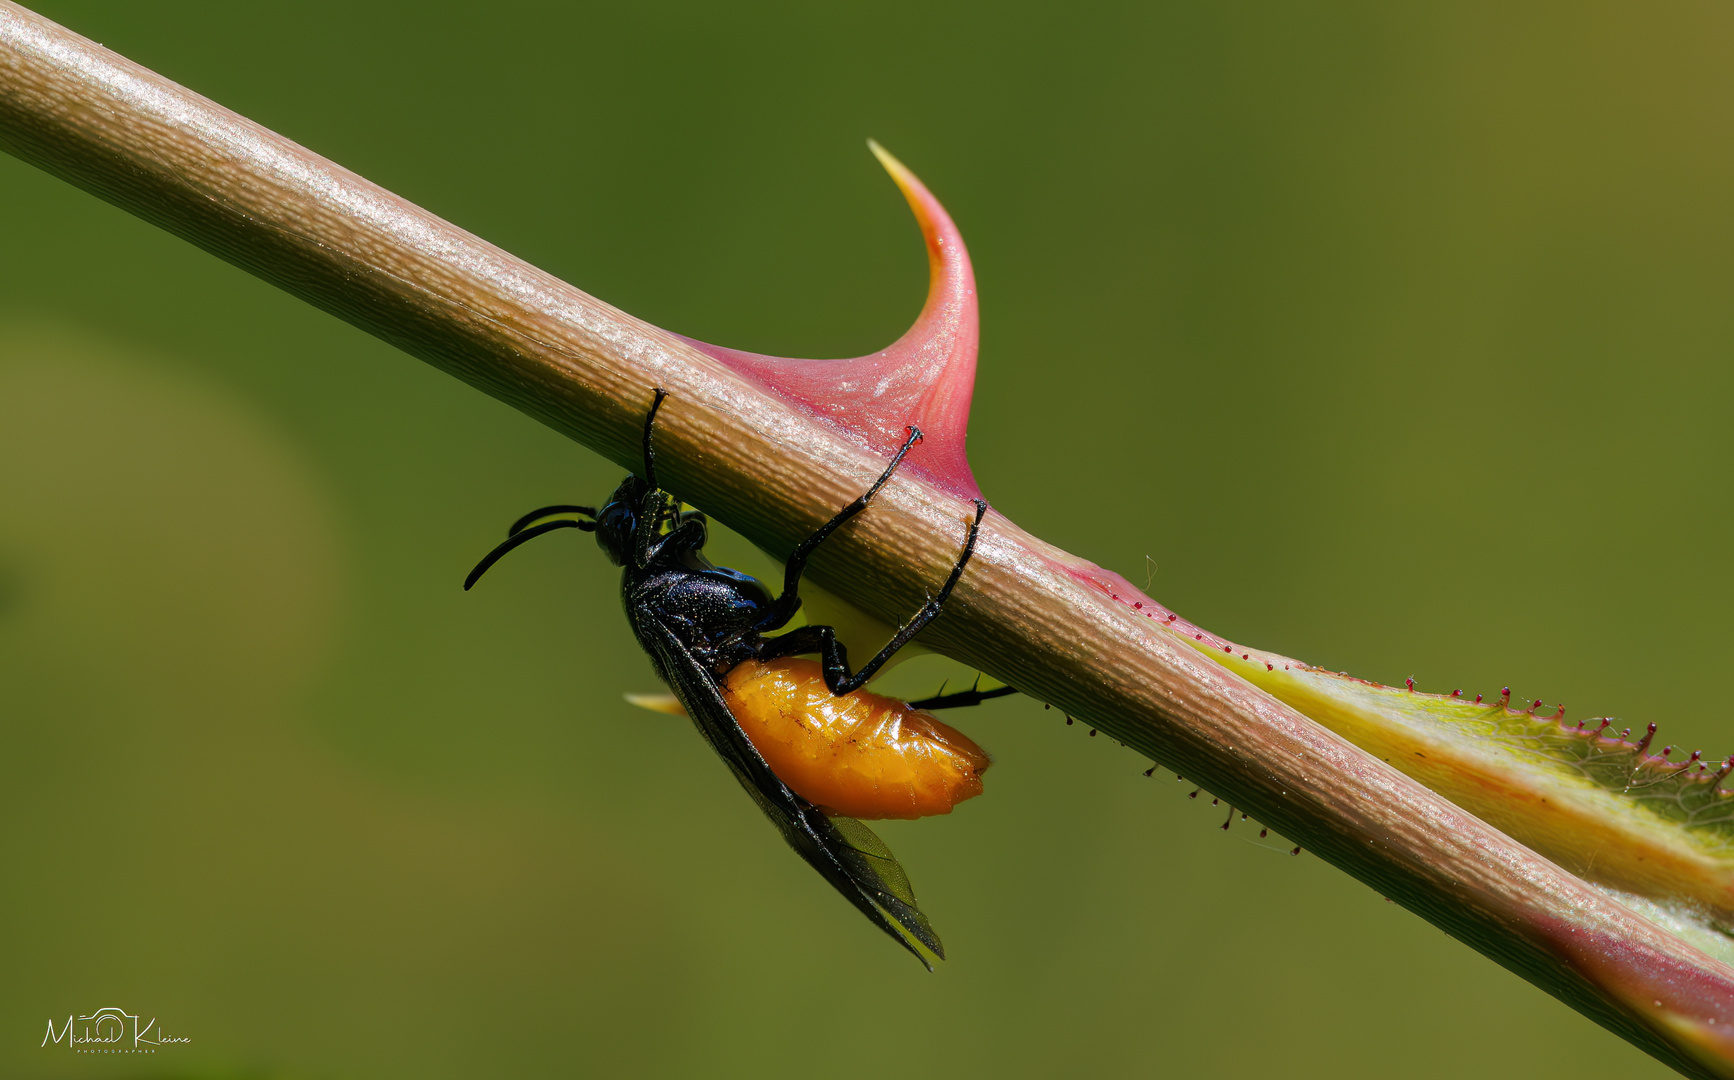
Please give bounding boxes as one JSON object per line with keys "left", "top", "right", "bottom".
{"left": 675, "top": 142, "right": 984, "bottom": 503}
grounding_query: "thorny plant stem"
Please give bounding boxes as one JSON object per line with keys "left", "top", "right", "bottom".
{"left": 1, "top": 4, "right": 1729, "bottom": 1075}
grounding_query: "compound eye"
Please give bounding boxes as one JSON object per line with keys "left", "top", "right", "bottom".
{"left": 595, "top": 504, "right": 636, "bottom": 565}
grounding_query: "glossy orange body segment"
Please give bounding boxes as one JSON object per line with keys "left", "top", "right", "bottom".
{"left": 722, "top": 657, "right": 991, "bottom": 820}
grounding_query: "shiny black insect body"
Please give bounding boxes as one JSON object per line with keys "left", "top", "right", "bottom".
{"left": 465, "top": 390, "right": 1004, "bottom": 965}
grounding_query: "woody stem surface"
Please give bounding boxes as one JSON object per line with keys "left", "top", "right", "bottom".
{"left": 0, "top": 4, "right": 1728, "bottom": 1075}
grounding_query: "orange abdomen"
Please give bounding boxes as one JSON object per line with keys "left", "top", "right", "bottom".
{"left": 722, "top": 657, "right": 991, "bottom": 820}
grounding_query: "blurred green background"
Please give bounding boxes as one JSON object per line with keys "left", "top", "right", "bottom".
{"left": 2, "top": 1, "right": 1730, "bottom": 1076}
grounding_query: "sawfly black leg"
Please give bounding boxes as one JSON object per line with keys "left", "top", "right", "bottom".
{"left": 641, "top": 388, "right": 669, "bottom": 490}
{"left": 630, "top": 390, "right": 675, "bottom": 569}
{"left": 756, "top": 622, "right": 845, "bottom": 666}
{"left": 632, "top": 489, "right": 673, "bottom": 570}
{"left": 656, "top": 512, "right": 707, "bottom": 557}
{"left": 906, "top": 682, "right": 1019, "bottom": 711}
{"left": 753, "top": 425, "right": 924, "bottom": 634}
{"left": 761, "top": 499, "right": 989, "bottom": 696}
{"left": 667, "top": 509, "right": 709, "bottom": 548}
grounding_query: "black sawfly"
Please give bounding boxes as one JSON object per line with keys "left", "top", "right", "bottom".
{"left": 465, "top": 390, "right": 1010, "bottom": 967}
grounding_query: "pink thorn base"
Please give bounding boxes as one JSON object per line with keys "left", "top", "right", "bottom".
{"left": 675, "top": 142, "right": 984, "bottom": 504}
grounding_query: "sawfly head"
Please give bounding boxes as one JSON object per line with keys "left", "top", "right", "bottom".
{"left": 593, "top": 475, "right": 652, "bottom": 567}
{"left": 465, "top": 389, "right": 1011, "bottom": 968}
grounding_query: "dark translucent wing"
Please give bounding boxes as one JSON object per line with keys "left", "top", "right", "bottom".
{"left": 641, "top": 621, "right": 945, "bottom": 968}
{"left": 823, "top": 815, "right": 942, "bottom": 965}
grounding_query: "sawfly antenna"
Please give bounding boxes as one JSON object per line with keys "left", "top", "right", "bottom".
{"left": 507, "top": 505, "right": 597, "bottom": 537}
{"left": 464, "top": 518, "right": 594, "bottom": 591}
